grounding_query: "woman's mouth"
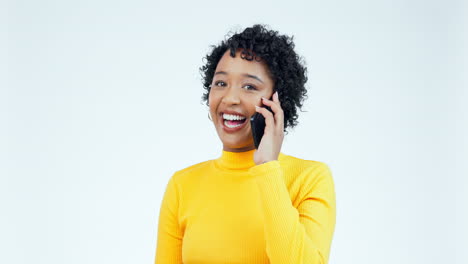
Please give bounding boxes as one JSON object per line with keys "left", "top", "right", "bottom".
{"left": 220, "top": 113, "right": 248, "bottom": 132}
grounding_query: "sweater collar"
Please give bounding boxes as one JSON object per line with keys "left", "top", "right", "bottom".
{"left": 215, "top": 148, "right": 257, "bottom": 170}
{"left": 215, "top": 148, "right": 285, "bottom": 170}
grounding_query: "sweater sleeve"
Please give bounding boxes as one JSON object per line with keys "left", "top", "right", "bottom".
{"left": 248, "top": 161, "right": 336, "bottom": 264}
{"left": 154, "top": 174, "right": 183, "bottom": 264}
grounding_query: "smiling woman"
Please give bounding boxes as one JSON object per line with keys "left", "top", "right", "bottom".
{"left": 154, "top": 24, "right": 336, "bottom": 264}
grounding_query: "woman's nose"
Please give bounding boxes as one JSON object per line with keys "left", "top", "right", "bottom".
{"left": 221, "top": 87, "right": 241, "bottom": 104}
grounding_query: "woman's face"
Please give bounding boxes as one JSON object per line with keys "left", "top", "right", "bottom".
{"left": 208, "top": 49, "right": 274, "bottom": 152}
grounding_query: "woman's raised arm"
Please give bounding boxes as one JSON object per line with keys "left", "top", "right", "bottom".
{"left": 249, "top": 161, "right": 336, "bottom": 264}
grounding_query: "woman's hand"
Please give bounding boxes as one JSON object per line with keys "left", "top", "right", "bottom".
{"left": 253, "top": 91, "right": 285, "bottom": 165}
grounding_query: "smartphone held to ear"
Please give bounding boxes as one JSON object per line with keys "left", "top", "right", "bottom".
{"left": 250, "top": 105, "right": 273, "bottom": 149}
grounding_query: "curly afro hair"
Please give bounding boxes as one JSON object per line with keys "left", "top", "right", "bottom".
{"left": 199, "top": 24, "right": 309, "bottom": 134}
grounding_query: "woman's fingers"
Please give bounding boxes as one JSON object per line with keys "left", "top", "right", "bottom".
{"left": 255, "top": 105, "right": 275, "bottom": 130}
{"left": 272, "top": 91, "right": 284, "bottom": 131}
{"left": 260, "top": 92, "right": 284, "bottom": 131}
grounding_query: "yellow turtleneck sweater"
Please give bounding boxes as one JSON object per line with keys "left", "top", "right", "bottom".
{"left": 154, "top": 149, "right": 336, "bottom": 264}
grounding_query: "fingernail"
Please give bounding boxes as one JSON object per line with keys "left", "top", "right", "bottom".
{"left": 261, "top": 97, "right": 266, "bottom": 100}
{"left": 255, "top": 105, "right": 260, "bottom": 110}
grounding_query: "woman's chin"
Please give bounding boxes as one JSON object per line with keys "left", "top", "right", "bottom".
{"left": 215, "top": 126, "right": 255, "bottom": 151}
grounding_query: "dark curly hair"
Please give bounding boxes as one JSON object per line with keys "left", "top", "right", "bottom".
{"left": 199, "top": 24, "right": 308, "bottom": 134}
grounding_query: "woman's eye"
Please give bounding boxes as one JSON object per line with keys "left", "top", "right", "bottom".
{"left": 213, "top": 81, "right": 256, "bottom": 90}
{"left": 214, "top": 81, "right": 226, "bottom": 87}
{"left": 243, "top": 84, "right": 257, "bottom": 90}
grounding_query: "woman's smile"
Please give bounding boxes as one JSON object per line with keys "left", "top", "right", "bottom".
{"left": 219, "top": 111, "right": 249, "bottom": 132}
{"left": 220, "top": 114, "right": 247, "bottom": 133}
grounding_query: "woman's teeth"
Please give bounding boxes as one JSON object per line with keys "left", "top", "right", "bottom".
{"left": 224, "top": 120, "right": 244, "bottom": 128}
{"left": 222, "top": 113, "right": 246, "bottom": 120}
{"left": 222, "top": 113, "right": 246, "bottom": 128}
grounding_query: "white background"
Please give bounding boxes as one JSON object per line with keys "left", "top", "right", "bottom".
{"left": 1, "top": 0, "right": 466, "bottom": 263}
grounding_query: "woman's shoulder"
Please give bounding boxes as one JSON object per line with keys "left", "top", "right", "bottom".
{"left": 279, "top": 153, "right": 334, "bottom": 185}
{"left": 280, "top": 152, "right": 331, "bottom": 173}
{"left": 169, "top": 159, "right": 215, "bottom": 184}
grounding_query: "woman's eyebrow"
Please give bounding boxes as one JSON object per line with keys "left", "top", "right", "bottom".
{"left": 214, "top": 71, "right": 264, "bottom": 83}
{"left": 244, "top": 73, "right": 264, "bottom": 83}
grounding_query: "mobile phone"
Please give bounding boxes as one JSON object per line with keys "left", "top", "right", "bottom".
{"left": 250, "top": 104, "right": 273, "bottom": 149}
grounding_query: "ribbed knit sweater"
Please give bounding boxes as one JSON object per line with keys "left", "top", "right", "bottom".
{"left": 155, "top": 149, "right": 336, "bottom": 263}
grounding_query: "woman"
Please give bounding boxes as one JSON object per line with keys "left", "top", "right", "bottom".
{"left": 155, "top": 24, "right": 336, "bottom": 264}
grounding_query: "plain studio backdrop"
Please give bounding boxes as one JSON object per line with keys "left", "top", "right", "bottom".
{"left": 1, "top": 0, "right": 466, "bottom": 263}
